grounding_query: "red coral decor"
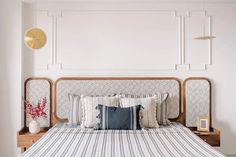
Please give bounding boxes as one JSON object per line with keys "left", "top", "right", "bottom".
{"left": 25, "top": 97, "right": 47, "bottom": 120}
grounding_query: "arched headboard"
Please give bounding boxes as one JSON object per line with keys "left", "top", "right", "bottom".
{"left": 53, "top": 77, "right": 184, "bottom": 125}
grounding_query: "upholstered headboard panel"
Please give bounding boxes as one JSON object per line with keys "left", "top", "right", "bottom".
{"left": 184, "top": 78, "right": 211, "bottom": 127}
{"left": 54, "top": 77, "right": 181, "bottom": 122}
{"left": 25, "top": 78, "right": 52, "bottom": 127}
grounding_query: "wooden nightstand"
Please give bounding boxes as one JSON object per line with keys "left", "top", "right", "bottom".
{"left": 188, "top": 127, "right": 220, "bottom": 146}
{"left": 17, "top": 127, "right": 49, "bottom": 150}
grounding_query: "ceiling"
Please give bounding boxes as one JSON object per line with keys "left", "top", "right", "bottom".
{"left": 22, "top": 0, "right": 236, "bottom": 3}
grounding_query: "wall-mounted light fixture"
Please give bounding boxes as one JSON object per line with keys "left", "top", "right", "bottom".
{"left": 24, "top": 28, "right": 47, "bottom": 50}
{"left": 194, "top": 0, "right": 216, "bottom": 40}
{"left": 24, "top": 0, "right": 47, "bottom": 50}
{"left": 194, "top": 24, "right": 216, "bottom": 40}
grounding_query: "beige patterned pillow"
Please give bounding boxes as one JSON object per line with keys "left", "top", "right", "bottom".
{"left": 120, "top": 96, "right": 159, "bottom": 128}
{"left": 120, "top": 93, "right": 170, "bottom": 125}
{"left": 156, "top": 93, "right": 169, "bottom": 125}
{"left": 81, "top": 96, "right": 119, "bottom": 128}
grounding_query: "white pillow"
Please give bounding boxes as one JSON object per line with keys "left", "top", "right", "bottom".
{"left": 120, "top": 93, "right": 170, "bottom": 125}
{"left": 81, "top": 96, "right": 119, "bottom": 128}
{"left": 120, "top": 96, "right": 159, "bottom": 128}
{"left": 156, "top": 93, "right": 169, "bottom": 125}
{"left": 68, "top": 94, "right": 83, "bottom": 125}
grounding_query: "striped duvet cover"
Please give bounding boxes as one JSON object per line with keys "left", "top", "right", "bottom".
{"left": 22, "top": 123, "right": 225, "bottom": 157}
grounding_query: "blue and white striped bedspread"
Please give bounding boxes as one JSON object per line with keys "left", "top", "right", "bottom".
{"left": 22, "top": 123, "right": 225, "bottom": 157}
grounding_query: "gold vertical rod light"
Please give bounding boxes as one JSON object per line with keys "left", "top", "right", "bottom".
{"left": 194, "top": 0, "right": 216, "bottom": 40}
{"left": 194, "top": 24, "right": 216, "bottom": 40}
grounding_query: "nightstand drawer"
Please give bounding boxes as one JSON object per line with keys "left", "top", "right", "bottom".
{"left": 198, "top": 134, "right": 220, "bottom": 146}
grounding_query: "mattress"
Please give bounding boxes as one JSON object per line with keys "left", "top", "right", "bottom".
{"left": 22, "top": 123, "right": 225, "bottom": 157}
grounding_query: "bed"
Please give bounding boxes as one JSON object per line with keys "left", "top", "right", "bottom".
{"left": 22, "top": 77, "right": 225, "bottom": 157}
{"left": 22, "top": 122, "right": 224, "bottom": 157}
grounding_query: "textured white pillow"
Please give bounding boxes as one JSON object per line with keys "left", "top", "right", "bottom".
{"left": 120, "top": 96, "right": 159, "bottom": 128}
{"left": 156, "top": 93, "right": 169, "bottom": 125}
{"left": 81, "top": 96, "right": 119, "bottom": 128}
{"left": 68, "top": 94, "right": 83, "bottom": 125}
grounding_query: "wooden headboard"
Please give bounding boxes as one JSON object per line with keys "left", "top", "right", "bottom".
{"left": 24, "top": 76, "right": 213, "bottom": 127}
{"left": 53, "top": 77, "right": 184, "bottom": 125}
{"left": 24, "top": 78, "right": 53, "bottom": 128}
{"left": 183, "top": 77, "right": 212, "bottom": 128}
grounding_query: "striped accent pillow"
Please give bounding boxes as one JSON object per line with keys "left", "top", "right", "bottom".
{"left": 121, "top": 93, "right": 170, "bottom": 125}
{"left": 156, "top": 93, "right": 170, "bottom": 125}
{"left": 96, "top": 104, "right": 141, "bottom": 130}
{"left": 68, "top": 94, "right": 83, "bottom": 125}
{"left": 120, "top": 96, "right": 159, "bottom": 128}
{"left": 81, "top": 96, "right": 119, "bottom": 128}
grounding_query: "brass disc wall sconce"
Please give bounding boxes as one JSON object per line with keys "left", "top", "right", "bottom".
{"left": 24, "top": 28, "right": 47, "bottom": 50}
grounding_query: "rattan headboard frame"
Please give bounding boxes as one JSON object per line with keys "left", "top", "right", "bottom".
{"left": 23, "top": 76, "right": 214, "bottom": 128}
{"left": 24, "top": 77, "right": 53, "bottom": 128}
{"left": 183, "top": 77, "right": 212, "bottom": 128}
{"left": 52, "top": 77, "right": 184, "bottom": 125}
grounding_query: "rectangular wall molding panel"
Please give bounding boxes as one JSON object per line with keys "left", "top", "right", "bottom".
{"left": 30, "top": 8, "right": 214, "bottom": 72}
{"left": 184, "top": 11, "right": 213, "bottom": 70}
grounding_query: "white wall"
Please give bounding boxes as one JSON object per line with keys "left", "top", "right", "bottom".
{"left": 0, "top": 0, "right": 22, "bottom": 157}
{"left": 1, "top": 0, "right": 235, "bottom": 156}
{"left": 21, "top": 0, "right": 236, "bottom": 156}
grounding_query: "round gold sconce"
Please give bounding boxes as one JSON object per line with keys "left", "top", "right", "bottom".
{"left": 24, "top": 28, "right": 47, "bottom": 50}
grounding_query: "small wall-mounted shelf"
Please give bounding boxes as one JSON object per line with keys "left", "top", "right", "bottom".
{"left": 188, "top": 127, "right": 220, "bottom": 147}
{"left": 17, "top": 127, "right": 50, "bottom": 150}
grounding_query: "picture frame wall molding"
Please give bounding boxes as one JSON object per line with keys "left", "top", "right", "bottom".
{"left": 183, "top": 11, "right": 213, "bottom": 71}
{"left": 32, "top": 8, "right": 213, "bottom": 72}
{"left": 46, "top": 10, "right": 63, "bottom": 70}
{"left": 57, "top": 9, "right": 183, "bottom": 72}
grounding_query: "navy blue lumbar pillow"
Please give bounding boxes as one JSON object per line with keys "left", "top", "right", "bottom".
{"left": 96, "top": 104, "right": 141, "bottom": 130}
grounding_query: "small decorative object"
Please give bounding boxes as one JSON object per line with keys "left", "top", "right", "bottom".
{"left": 24, "top": 28, "right": 47, "bottom": 50}
{"left": 25, "top": 97, "right": 47, "bottom": 134}
{"left": 29, "top": 120, "right": 40, "bottom": 134}
{"left": 197, "top": 116, "right": 210, "bottom": 132}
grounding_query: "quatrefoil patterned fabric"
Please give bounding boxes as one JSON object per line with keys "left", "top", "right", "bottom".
{"left": 25, "top": 79, "right": 51, "bottom": 127}
{"left": 55, "top": 79, "right": 180, "bottom": 120}
{"left": 186, "top": 79, "right": 210, "bottom": 127}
